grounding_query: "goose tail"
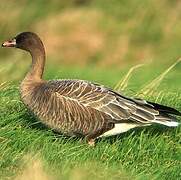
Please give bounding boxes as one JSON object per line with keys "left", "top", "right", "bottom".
{"left": 153, "top": 120, "right": 179, "bottom": 127}
{"left": 148, "top": 102, "right": 180, "bottom": 127}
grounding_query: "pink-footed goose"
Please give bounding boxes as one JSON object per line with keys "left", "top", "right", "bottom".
{"left": 2, "top": 32, "right": 181, "bottom": 146}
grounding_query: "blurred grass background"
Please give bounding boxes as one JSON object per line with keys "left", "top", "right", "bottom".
{"left": 0, "top": 0, "right": 181, "bottom": 180}
{"left": 0, "top": 0, "right": 181, "bottom": 89}
{"left": 1, "top": 0, "right": 181, "bottom": 66}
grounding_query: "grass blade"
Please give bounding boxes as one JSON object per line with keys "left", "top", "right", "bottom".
{"left": 114, "top": 64, "right": 144, "bottom": 91}
{"left": 137, "top": 58, "right": 181, "bottom": 97}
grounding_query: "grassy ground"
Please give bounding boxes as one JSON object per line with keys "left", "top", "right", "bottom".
{"left": 0, "top": 0, "right": 181, "bottom": 179}
{"left": 0, "top": 63, "right": 180, "bottom": 180}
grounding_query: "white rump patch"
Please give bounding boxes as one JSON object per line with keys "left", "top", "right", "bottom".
{"left": 99, "top": 123, "right": 139, "bottom": 138}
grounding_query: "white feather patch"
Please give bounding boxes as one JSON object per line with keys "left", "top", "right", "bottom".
{"left": 99, "top": 123, "right": 139, "bottom": 138}
{"left": 153, "top": 120, "right": 179, "bottom": 127}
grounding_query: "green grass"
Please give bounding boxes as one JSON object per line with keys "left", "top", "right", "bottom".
{"left": 0, "top": 65, "right": 180, "bottom": 180}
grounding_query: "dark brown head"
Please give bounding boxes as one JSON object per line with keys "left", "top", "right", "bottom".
{"left": 2, "top": 32, "right": 45, "bottom": 53}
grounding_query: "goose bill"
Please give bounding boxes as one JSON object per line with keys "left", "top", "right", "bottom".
{"left": 2, "top": 39, "right": 16, "bottom": 47}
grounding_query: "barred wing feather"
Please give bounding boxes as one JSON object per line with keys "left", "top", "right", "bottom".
{"left": 47, "top": 80, "right": 178, "bottom": 128}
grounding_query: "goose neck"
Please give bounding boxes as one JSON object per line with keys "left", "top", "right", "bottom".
{"left": 25, "top": 48, "right": 45, "bottom": 81}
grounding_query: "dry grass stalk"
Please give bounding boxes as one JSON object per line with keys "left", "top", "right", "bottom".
{"left": 138, "top": 58, "right": 181, "bottom": 97}
{"left": 114, "top": 64, "right": 144, "bottom": 92}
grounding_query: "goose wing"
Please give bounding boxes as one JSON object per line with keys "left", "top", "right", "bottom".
{"left": 47, "top": 79, "right": 161, "bottom": 125}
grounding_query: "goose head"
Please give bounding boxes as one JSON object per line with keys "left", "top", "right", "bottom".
{"left": 2, "top": 32, "right": 44, "bottom": 53}
{"left": 2, "top": 32, "right": 46, "bottom": 79}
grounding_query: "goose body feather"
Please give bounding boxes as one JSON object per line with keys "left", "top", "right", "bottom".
{"left": 20, "top": 79, "right": 180, "bottom": 139}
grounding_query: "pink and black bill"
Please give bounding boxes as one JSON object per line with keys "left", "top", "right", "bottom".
{"left": 2, "top": 39, "right": 16, "bottom": 47}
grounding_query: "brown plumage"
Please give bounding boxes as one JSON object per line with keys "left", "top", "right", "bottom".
{"left": 2, "top": 32, "right": 181, "bottom": 146}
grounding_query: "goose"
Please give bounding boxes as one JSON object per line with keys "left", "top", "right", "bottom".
{"left": 2, "top": 32, "right": 181, "bottom": 146}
